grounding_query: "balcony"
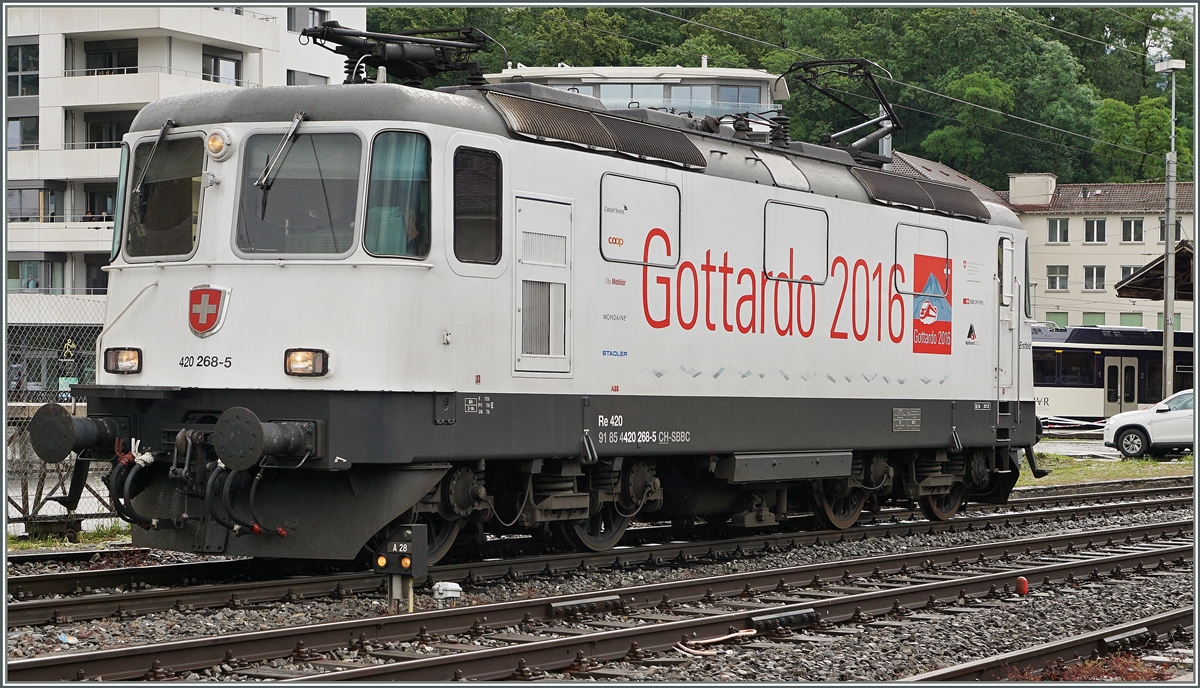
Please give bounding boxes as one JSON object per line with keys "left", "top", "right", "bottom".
{"left": 42, "top": 66, "right": 256, "bottom": 111}
{"left": 6, "top": 217, "right": 114, "bottom": 253}
{"left": 7, "top": 146, "right": 122, "bottom": 183}
{"left": 598, "top": 97, "right": 779, "bottom": 120}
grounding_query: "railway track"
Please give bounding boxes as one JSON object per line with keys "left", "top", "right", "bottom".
{"left": 7, "top": 520, "right": 1192, "bottom": 681}
{"left": 6, "top": 486, "right": 1192, "bottom": 627}
{"left": 909, "top": 607, "right": 1194, "bottom": 681}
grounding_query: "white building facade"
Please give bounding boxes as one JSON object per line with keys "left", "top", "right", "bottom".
{"left": 6, "top": 5, "right": 365, "bottom": 297}
{"left": 1001, "top": 173, "right": 1194, "bottom": 332}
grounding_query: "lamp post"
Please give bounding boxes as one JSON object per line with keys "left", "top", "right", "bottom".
{"left": 1155, "top": 58, "right": 1185, "bottom": 398}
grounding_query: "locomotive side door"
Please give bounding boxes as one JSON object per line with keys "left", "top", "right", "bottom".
{"left": 1103, "top": 355, "right": 1139, "bottom": 417}
{"left": 996, "top": 235, "right": 1016, "bottom": 396}
{"left": 513, "top": 196, "right": 573, "bottom": 373}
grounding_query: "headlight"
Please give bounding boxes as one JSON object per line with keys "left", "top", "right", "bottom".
{"left": 104, "top": 348, "right": 142, "bottom": 374}
{"left": 285, "top": 349, "right": 328, "bottom": 377}
{"left": 206, "top": 129, "right": 233, "bottom": 161}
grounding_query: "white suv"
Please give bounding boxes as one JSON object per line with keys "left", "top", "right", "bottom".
{"left": 1103, "top": 389, "right": 1194, "bottom": 458}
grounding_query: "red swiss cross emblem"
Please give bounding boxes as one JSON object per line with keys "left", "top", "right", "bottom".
{"left": 188, "top": 285, "right": 230, "bottom": 338}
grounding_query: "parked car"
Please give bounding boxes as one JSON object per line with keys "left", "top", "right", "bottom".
{"left": 1103, "top": 389, "right": 1194, "bottom": 458}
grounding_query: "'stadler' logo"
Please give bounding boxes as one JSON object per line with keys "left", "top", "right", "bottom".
{"left": 912, "top": 254, "right": 951, "bottom": 355}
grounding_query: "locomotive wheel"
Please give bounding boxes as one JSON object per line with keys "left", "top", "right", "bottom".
{"left": 918, "top": 484, "right": 966, "bottom": 522}
{"left": 402, "top": 510, "right": 463, "bottom": 565}
{"left": 561, "top": 505, "right": 630, "bottom": 552}
{"left": 810, "top": 483, "right": 867, "bottom": 530}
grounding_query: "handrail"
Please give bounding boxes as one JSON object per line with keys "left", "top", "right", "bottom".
{"left": 211, "top": 7, "right": 277, "bottom": 22}
{"left": 64, "top": 141, "right": 123, "bottom": 150}
{"left": 63, "top": 65, "right": 260, "bottom": 87}
{"left": 7, "top": 214, "right": 113, "bottom": 223}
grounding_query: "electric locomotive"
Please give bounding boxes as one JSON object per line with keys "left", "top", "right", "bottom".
{"left": 28, "top": 24, "right": 1042, "bottom": 562}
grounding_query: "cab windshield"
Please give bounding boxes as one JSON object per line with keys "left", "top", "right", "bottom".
{"left": 126, "top": 137, "right": 204, "bottom": 257}
{"left": 236, "top": 132, "right": 361, "bottom": 254}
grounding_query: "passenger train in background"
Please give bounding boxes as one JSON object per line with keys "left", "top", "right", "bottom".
{"left": 1032, "top": 325, "right": 1194, "bottom": 425}
{"left": 29, "top": 24, "right": 1040, "bottom": 564}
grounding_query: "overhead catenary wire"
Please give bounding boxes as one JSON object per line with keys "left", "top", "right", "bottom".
{"left": 1106, "top": 7, "right": 1194, "bottom": 50}
{"left": 638, "top": 6, "right": 1188, "bottom": 166}
{"left": 1004, "top": 8, "right": 1153, "bottom": 60}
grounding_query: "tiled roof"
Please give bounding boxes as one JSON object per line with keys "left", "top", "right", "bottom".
{"left": 997, "top": 182, "right": 1195, "bottom": 214}
{"left": 887, "top": 152, "right": 1010, "bottom": 206}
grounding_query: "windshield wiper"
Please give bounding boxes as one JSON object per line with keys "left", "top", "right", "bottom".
{"left": 133, "top": 118, "right": 177, "bottom": 197}
{"left": 255, "top": 111, "right": 307, "bottom": 192}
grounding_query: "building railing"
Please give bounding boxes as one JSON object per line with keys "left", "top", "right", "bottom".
{"left": 63, "top": 65, "right": 260, "bottom": 87}
{"left": 6, "top": 286, "right": 108, "bottom": 295}
{"left": 7, "top": 213, "right": 114, "bottom": 224}
{"left": 212, "top": 6, "right": 277, "bottom": 22}
{"left": 63, "top": 141, "right": 123, "bottom": 150}
{"left": 6, "top": 143, "right": 38, "bottom": 151}
{"left": 598, "top": 97, "right": 779, "bottom": 119}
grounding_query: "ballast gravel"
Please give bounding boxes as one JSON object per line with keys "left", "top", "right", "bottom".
{"left": 6, "top": 504, "right": 1191, "bottom": 664}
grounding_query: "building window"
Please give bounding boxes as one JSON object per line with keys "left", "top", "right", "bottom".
{"left": 1082, "top": 312, "right": 1106, "bottom": 326}
{"left": 598, "top": 84, "right": 663, "bottom": 106}
{"left": 85, "top": 256, "right": 109, "bottom": 294}
{"left": 7, "top": 44, "right": 38, "bottom": 96}
{"left": 1158, "top": 217, "right": 1183, "bottom": 242}
{"left": 84, "top": 41, "right": 137, "bottom": 75}
{"left": 1084, "top": 218, "right": 1105, "bottom": 243}
{"left": 718, "top": 84, "right": 761, "bottom": 105}
{"left": 1046, "top": 265, "right": 1068, "bottom": 291}
{"left": 287, "top": 7, "right": 327, "bottom": 32}
{"left": 1120, "top": 265, "right": 1141, "bottom": 280}
{"left": 453, "top": 147, "right": 502, "bottom": 264}
{"left": 1045, "top": 312, "right": 1068, "bottom": 328}
{"left": 1121, "top": 217, "right": 1143, "bottom": 242}
{"left": 86, "top": 185, "right": 117, "bottom": 218}
{"left": 85, "top": 111, "right": 135, "bottom": 148}
{"left": 1083, "top": 265, "right": 1105, "bottom": 290}
{"left": 1047, "top": 218, "right": 1068, "bottom": 243}
{"left": 669, "top": 85, "right": 712, "bottom": 104}
{"left": 213, "top": 7, "right": 244, "bottom": 15}
{"left": 6, "top": 117, "right": 38, "bottom": 150}
{"left": 6, "top": 188, "right": 57, "bottom": 222}
{"left": 203, "top": 48, "right": 242, "bottom": 85}
{"left": 1120, "top": 312, "right": 1143, "bottom": 327}
{"left": 1157, "top": 312, "right": 1182, "bottom": 331}
{"left": 6, "top": 260, "right": 64, "bottom": 292}
{"left": 286, "top": 69, "right": 328, "bottom": 86}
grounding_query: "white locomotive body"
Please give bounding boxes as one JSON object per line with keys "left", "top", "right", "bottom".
{"left": 30, "top": 80, "right": 1038, "bottom": 560}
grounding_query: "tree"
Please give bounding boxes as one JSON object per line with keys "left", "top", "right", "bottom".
{"left": 920, "top": 72, "right": 1013, "bottom": 167}
{"left": 531, "top": 8, "right": 632, "bottom": 67}
{"left": 1094, "top": 96, "right": 1194, "bottom": 182}
{"left": 637, "top": 33, "right": 749, "bottom": 69}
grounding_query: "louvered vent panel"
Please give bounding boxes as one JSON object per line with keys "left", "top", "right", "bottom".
{"left": 522, "top": 231, "right": 567, "bottom": 266}
{"left": 487, "top": 91, "right": 706, "bottom": 169}
{"left": 522, "top": 280, "right": 551, "bottom": 356}
{"left": 594, "top": 113, "right": 707, "bottom": 169}
{"left": 488, "top": 92, "right": 617, "bottom": 151}
{"left": 852, "top": 168, "right": 935, "bottom": 211}
{"left": 915, "top": 180, "right": 991, "bottom": 221}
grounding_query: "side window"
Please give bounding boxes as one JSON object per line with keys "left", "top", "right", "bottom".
{"left": 764, "top": 201, "right": 827, "bottom": 284}
{"left": 1167, "top": 392, "right": 1193, "bottom": 411}
{"left": 1033, "top": 350, "right": 1056, "bottom": 385}
{"left": 365, "top": 131, "right": 431, "bottom": 258}
{"left": 599, "top": 174, "right": 680, "bottom": 268}
{"left": 453, "top": 147, "right": 502, "bottom": 264}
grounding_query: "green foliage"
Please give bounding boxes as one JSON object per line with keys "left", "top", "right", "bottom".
{"left": 358, "top": 6, "right": 1193, "bottom": 185}
{"left": 532, "top": 8, "right": 632, "bottom": 68}
{"left": 637, "top": 34, "right": 749, "bottom": 69}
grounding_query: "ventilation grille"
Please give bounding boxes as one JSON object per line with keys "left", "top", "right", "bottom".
{"left": 522, "top": 231, "right": 567, "bottom": 266}
{"left": 852, "top": 168, "right": 990, "bottom": 222}
{"left": 521, "top": 280, "right": 566, "bottom": 356}
{"left": 487, "top": 91, "right": 706, "bottom": 169}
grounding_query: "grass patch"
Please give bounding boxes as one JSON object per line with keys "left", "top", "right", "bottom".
{"left": 6, "top": 522, "right": 132, "bottom": 551}
{"left": 1017, "top": 452, "right": 1194, "bottom": 487}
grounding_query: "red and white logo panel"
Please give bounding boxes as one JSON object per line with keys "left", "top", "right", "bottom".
{"left": 188, "top": 285, "right": 231, "bottom": 338}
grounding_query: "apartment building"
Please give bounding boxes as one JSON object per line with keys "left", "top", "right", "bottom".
{"left": 484, "top": 63, "right": 789, "bottom": 121}
{"left": 5, "top": 6, "right": 364, "bottom": 397}
{"left": 5, "top": 5, "right": 365, "bottom": 296}
{"left": 1000, "top": 173, "right": 1194, "bottom": 332}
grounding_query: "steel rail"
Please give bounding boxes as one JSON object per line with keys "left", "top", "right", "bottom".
{"left": 6, "top": 492, "right": 1191, "bottom": 627}
{"left": 6, "top": 482, "right": 1189, "bottom": 600}
{"left": 7, "top": 521, "right": 1191, "bottom": 682}
{"left": 5, "top": 547, "right": 151, "bottom": 566}
{"left": 282, "top": 544, "right": 1195, "bottom": 681}
{"left": 908, "top": 607, "right": 1195, "bottom": 681}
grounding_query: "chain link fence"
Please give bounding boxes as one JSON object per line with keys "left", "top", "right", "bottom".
{"left": 6, "top": 292, "right": 118, "bottom": 536}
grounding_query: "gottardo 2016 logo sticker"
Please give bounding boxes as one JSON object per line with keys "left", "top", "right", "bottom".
{"left": 912, "top": 254, "right": 952, "bottom": 355}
